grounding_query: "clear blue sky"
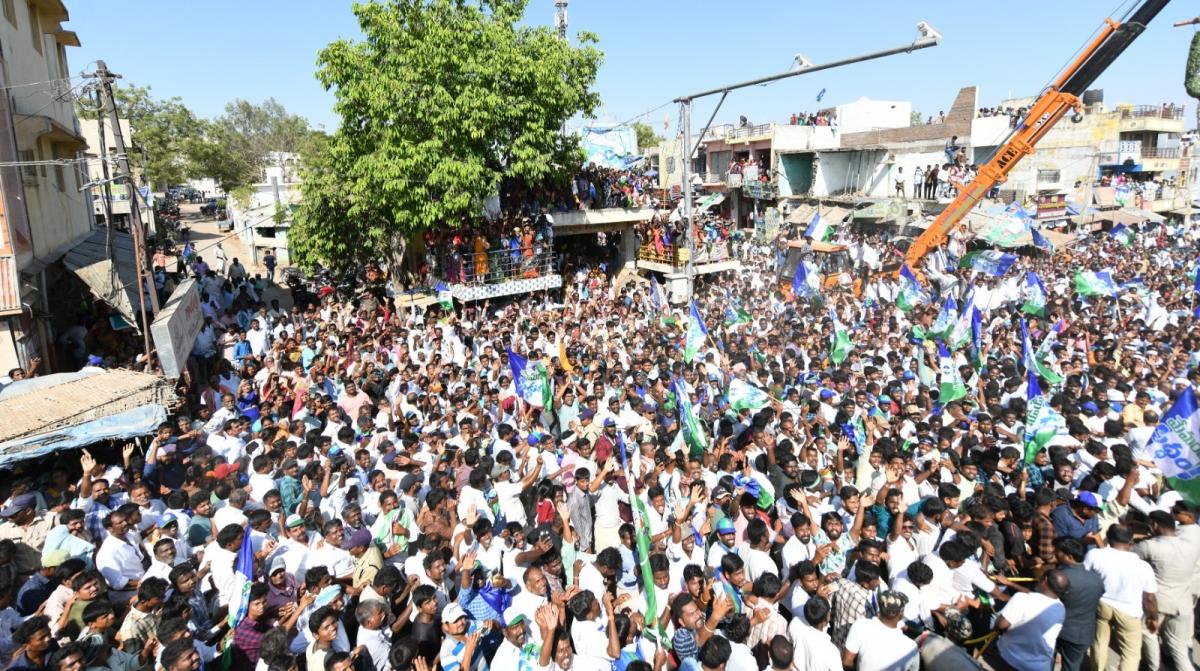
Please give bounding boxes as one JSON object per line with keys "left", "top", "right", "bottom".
{"left": 68, "top": 1, "right": 1199, "bottom": 134}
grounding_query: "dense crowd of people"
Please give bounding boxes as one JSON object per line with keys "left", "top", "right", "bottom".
{"left": 3, "top": 203, "right": 1200, "bottom": 671}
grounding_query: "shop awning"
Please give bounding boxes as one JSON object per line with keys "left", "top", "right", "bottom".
{"left": 697, "top": 193, "right": 726, "bottom": 210}
{"left": 0, "top": 368, "right": 176, "bottom": 464}
{"left": 786, "top": 204, "right": 815, "bottom": 224}
{"left": 63, "top": 228, "right": 146, "bottom": 328}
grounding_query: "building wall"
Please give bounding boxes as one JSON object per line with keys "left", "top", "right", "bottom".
{"left": 0, "top": 1, "right": 90, "bottom": 375}
{"left": 1, "top": 1, "right": 89, "bottom": 261}
{"left": 79, "top": 117, "right": 134, "bottom": 217}
{"left": 835, "top": 98, "right": 911, "bottom": 134}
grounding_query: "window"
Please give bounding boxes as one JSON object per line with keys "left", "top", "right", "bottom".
{"left": 19, "top": 149, "right": 36, "bottom": 182}
{"left": 26, "top": 2, "right": 40, "bottom": 53}
{"left": 2, "top": 0, "right": 15, "bottom": 25}
{"left": 56, "top": 44, "right": 68, "bottom": 80}
{"left": 1036, "top": 169, "right": 1060, "bottom": 184}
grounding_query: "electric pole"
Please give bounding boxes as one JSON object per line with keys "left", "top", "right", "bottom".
{"left": 86, "top": 61, "right": 158, "bottom": 364}
{"left": 554, "top": 0, "right": 568, "bottom": 40}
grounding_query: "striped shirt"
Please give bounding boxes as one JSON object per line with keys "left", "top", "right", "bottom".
{"left": 439, "top": 621, "right": 490, "bottom": 671}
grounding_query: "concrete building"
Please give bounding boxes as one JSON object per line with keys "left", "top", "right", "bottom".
{"left": 79, "top": 116, "right": 135, "bottom": 225}
{"left": 226, "top": 152, "right": 301, "bottom": 267}
{"left": 0, "top": 0, "right": 95, "bottom": 376}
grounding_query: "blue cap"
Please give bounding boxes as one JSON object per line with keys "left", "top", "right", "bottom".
{"left": 902, "top": 371, "right": 915, "bottom": 381}
{"left": 819, "top": 389, "right": 834, "bottom": 400}
{"left": 604, "top": 418, "right": 617, "bottom": 427}
{"left": 716, "top": 518, "right": 736, "bottom": 535}
{"left": 1081, "top": 401, "right": 1099, "bottom": 414}
{"left": 527, "top": 433, "right": 541, "bottom": 446}
{"left": 1076, "top": 491, "right": 1102, "bottom": 509}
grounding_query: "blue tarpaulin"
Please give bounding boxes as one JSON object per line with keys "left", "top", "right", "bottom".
{"left": 0, "top": 404, "right": 167, "bottom": 466}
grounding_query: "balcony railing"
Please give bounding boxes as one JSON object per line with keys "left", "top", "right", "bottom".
{"left": 726, "top": 123, "right": 774, "bottom": 140}
{"left": 1141, "top": 147, "right": 1180, "bottom": 159}
{"left": 434, "top": 246, "right": 555, "bottom": 287}
{"left": 702, "top": 124, "right": 734, "bottom": 141}
{"left": 1120, "top": 104, "right": 1185, "bottom": 120}
{"left": 638, "top": 240, "right": 732, "bottom": 267}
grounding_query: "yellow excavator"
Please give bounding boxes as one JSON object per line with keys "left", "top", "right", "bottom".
{"left": 892, "top": 0, "right": 1171, "bottom": 279}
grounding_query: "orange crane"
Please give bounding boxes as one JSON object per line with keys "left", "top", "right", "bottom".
{"left": 900, "top": 0, "right": 1171, "bottom": 275}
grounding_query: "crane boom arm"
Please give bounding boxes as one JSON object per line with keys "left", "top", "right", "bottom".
{"left": 901, "top": 0, "right": 1170, "bottom": 272}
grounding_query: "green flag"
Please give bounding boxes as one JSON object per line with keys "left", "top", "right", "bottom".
{"left": 1022, "top": 320, "right": 1063, "bottom": 385}
{"left": 937, "top": 341, "right": 967, "bottom": 403}
{"left": 896, "top": 264, "right": 928, "bottom": 313}
{"left": 930, "top": 296, "right": 958, "bottom": 341}
{"left": 684, "top": 301, "right": 709, "bottom": 363}
{"left": 672, "top": 377, "right": 706, "bottom": 457}
{"left": 1021, "top": 271, "right": 1047, "bottom": 317}
{"left": 1024, "top": 372, "right": 1064, "bottom": 463}
{"left": 728, "top": 378, "right": 770, "bottom": 412}
{"left": 1073, "top": 270, "right": 1116, "bottom": 297}
{"left": 828, "top": 308, "right": 853, "bottom": 365}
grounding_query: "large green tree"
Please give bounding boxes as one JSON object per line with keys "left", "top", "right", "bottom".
{"left": 290, "top": 0, "right": 603, "bottom": 272}
{"left": 188, "top": 98, "right": 312, "bottom": 193}
{"left": 77, "top": 84, "right": 202, "bottom": 191}
{"left": 632, "top": 121, "right": 663, "bottom": 152}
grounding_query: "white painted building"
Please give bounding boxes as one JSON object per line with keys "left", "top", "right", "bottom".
{"left": 0, "top": 0, "right": 96, "bottom": 375}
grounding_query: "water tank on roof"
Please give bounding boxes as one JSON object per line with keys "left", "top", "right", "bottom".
{"left": 1082, "top": 89, "right": 1104, "bottom": 106}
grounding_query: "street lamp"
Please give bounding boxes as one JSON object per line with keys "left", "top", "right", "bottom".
{"left": 673, "top": 22, "right": 942, "bottom": 302}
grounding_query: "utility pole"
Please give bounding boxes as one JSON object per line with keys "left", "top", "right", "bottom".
{"left": 554, "top": 0, "right": 568, "bottom": 40}
{"left": 87, "top": 61, "right": 157, "bottom": 365}
{"left": 674, "top": 23, "right": 941, "bottom": 301}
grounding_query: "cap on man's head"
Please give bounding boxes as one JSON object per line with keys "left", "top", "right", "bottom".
{"left": 603, "top": 418, "right": 617, "bottom": 427}
{"left": 42, "top": 548, "right": 70, "bottom": 568}
{"left": 0, "top": 493, "right": 35, "bottom": 518}
{"left": 1075, "top": 491, "right": 1101, "bottom": 509}
{"left": 442, "top": 602, "right": 467, "bottom": 623}
{"left": 157, "top": 513, "right": 179, "bottom": 528}
{"left": 285, "top": 514, "right": 305, "bottom": 529}
{"left": 502, "top": 605, "right": 527, "bottom": 628}
{"left": 716, "top": 518, "right": 736, "bottom": 535}
{"left": 713, "top": 486, "right": 731, "bottom": 501}
{"left": 346, "top": 528, "right": 372, "bottom": 550}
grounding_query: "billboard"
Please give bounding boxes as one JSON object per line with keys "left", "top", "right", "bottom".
{"left": 580, "top": 126, "right": 641, "bottom": 169}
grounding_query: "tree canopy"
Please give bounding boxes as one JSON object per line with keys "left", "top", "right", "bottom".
{"left": 77, "top": 84, "right": 203, "bottom": 191}
{"left": 290, "top": 0, "right": 604, "bottom": 270}
{"left": 189, "top": 98, "right": 313, "bottom": 194}
{"left": 78, "top": 86, "right": 313, "bottom": 194}
{"left": 632, "top": 121, "right": 664, "bottom": 152}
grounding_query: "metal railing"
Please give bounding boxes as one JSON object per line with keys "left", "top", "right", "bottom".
{"left": 1120, "top": 104, "right": 1185, "bottom": 120}
{"left": 702, "top": 124, "right": 734, "bottom": 141}
{"left": 726, "top": 123, "right": 775, "bottom": 140}
{"left": 703, "top": 172, "right": 727, "bottom": 184}
{"left": 637, "top": 239, "right": 732, "bottom": 267}
{"left": 434, "top": 246, "right": 555, "bottom": 287}
{"left": 1141, "top": 147, "right": 1180, "bottom": 159}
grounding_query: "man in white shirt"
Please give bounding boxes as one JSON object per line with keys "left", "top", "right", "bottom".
{"left": 493, "top": 604, "right": 557, "bottom": 671}
{"left": 843, "top": 590, "right": 919, "bottom": 671}
{"left": 354, "top": 599, "right": 391, "bottom": 671}
{"left": 787, "top": 596, "right": 841, "bottom": 671}
{"left": 1084, "top": 524, "right": 1159, "bottom": 671}
{"left": 94, "top": 510, "right": 145, "bottom": 603}
{"left": 990, "top": 569, "right": 1068, "bottom": 671}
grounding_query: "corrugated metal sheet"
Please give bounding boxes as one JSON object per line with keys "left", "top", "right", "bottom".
{"left": 63, "top": 229, "right": 141, "bottom": 327}
{"left": 0, "top": 255, "right": 19, "bottom": 315}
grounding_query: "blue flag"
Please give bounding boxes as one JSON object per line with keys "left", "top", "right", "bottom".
{"left": 1031, "top": 227, "right": 1054, "bottom": 252}
{"left": 959, "top": 250, "right": 1018, "bottom": 277}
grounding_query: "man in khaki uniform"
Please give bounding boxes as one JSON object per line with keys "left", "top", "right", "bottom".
{"left": 0, "top": 494, "right": 55, "bottom": 578}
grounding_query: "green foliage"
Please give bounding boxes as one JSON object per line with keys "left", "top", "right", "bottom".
{"left": 1187, "top": 32, "right": 1200, "bottom": 100}
{"left": 910, "top": 110, "right": 923, "bottom": 127}
{"left": 188, "top": 99, "right": 311, "bottom": 194}
{"left": 290, "top": 0, "right": 603, "bottom": 269}
{"left": 632, "top": 121, "right": 663, "bottom": 152}
{"left": 76, "top": 84, "right": 202, "bottom": 191}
